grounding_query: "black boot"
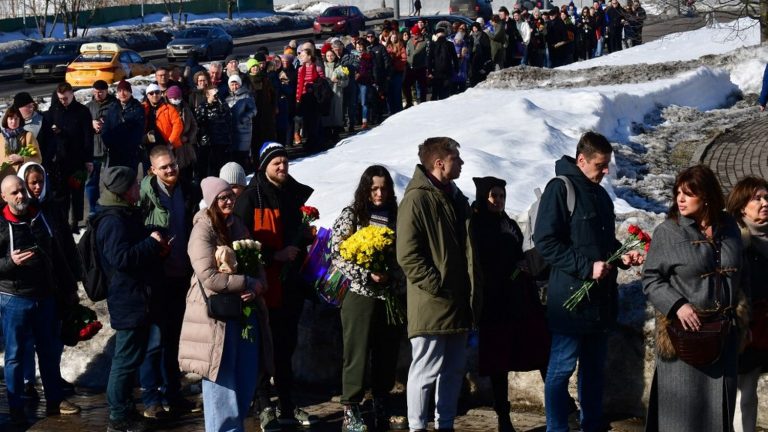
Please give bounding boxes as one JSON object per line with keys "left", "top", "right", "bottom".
{"left": 494, "top": 401, "right": 515, "bottom": 432}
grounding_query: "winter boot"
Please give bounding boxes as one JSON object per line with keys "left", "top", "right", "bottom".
{"left": 342, "top": 404, "right": 368, "bottom": 432}
{"left": 494, "top": 401, "right": 516, "bottom": 432}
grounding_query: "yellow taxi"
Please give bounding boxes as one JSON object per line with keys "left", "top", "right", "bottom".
{"left": 65, "top": 42, "right": 156, "bottom": 87}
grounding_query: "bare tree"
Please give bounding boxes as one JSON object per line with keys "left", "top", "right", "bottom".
{"left": 227, "top": 0, "right": 236, "bottom": 19}
{"left": 162, "top": 0, "right": 186, "bottom": 26}
{"left": 648, "top": 0, "right": 766, "bottom": 41}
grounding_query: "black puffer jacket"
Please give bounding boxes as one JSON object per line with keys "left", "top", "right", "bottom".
{"left": 430, "top": 36, "right": 459, "bottom": 81}
{"left": 0, "top": 205, "right": 57, "bottom": 298}
{"left": 194, "top": 99, "right": 232, "bottom": 148}
{"left": 102, "top": 97, "right": 145, "bottom": 169}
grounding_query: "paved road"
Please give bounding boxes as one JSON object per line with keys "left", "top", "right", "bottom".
{"left": 700, "top": 118, "right": 768, "bottom": 193}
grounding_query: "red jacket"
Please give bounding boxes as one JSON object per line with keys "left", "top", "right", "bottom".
{"left": 296, "top": 63, "right": 325, "bottom": 103}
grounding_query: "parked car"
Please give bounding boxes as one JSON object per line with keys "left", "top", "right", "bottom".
{"left": 448, "top": 0, "right": 494, "bottom": 20}
{"left": 65, "top": 42, "right": 155, "bottom": 88}
{"left": 22, "top": 41, "right": 81, "bottom": 83}
{"left": 166, "top": 26, "right": 233, "bottom": 62}
{"left": 313, "top": 6, "right": 366, "bottom": 39}
{"left": 399, "top": 15, "right": 475, "bottom": 35}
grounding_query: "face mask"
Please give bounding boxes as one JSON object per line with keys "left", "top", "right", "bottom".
{"left": 169, "top": 98, "right": 182, "bottom": 105}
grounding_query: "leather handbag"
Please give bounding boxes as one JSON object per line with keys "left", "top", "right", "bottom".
{"left": 198, "top": 279, "right": 242, "bottom": 321}
{"left": 667, "top": 311, "right": 730, "bottom": 367}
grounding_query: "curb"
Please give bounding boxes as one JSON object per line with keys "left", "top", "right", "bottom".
{"left": 690, "top": 127, "right": 728, "bottom": 165}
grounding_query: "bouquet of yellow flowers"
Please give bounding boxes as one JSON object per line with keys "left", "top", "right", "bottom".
{"left": 1, "top": 145, "right": 38, "bottom": 171}
{"left": 340, "top": 225, "right": 404, "bottom": 325}
{"left": 233, "top": 239, "right": 263, "bottom": 341}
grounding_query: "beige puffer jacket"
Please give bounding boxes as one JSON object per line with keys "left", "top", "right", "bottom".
{"left": 178, "top": 208, "right": 273, "bottom": 382}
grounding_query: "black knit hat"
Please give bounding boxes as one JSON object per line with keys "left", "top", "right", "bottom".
{"left": 472, "top": 176, "right": 506, "bottom": 209}
{"left": 258, "top": 141, "right": 288, "bottom": 171}
{"left": 12, "top": 92, "right": 34, "bottom": 108}
{"left": 102, "top": 166, "right": 136, "bottom": 195}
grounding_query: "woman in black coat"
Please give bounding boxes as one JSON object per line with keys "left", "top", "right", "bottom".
{"left": 471, "top": 176, "right": 550, "bottom": 432}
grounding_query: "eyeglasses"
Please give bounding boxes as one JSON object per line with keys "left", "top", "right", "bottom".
{"left": 147, "top": 91, "right": 161, "bottom": 96}
{"left": 155, "top": 162, "right": 178, "bottom": 171}
{"left": 216, "top": 193, "right": 235, "bottom": 203}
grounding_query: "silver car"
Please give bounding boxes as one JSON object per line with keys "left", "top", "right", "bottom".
{"left": 166, "top": 26, "right": 233, "bottom": 62}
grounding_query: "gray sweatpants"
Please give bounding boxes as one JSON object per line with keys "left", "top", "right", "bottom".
{"left": 406, "top": 332, "right": 468, "bottom": 430}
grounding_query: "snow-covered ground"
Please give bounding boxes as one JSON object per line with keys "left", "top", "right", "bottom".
{"left": 290, "top": 17, "right": 762, "bottom": 228}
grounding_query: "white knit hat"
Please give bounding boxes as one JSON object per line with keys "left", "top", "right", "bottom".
{"left": 228, "top": 74, "right": 242, "bottom": 85}
{"left": 219, "top": 162, "right": 246, "bottom": 187}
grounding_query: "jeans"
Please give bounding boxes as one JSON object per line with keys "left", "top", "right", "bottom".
{"left": 0, "top": 294, "right": 63, "bottom": 410}
{"left": 85, "top": 158, "right": 103, "bottom": 217}
{"left": 594, "top": 37, "right": 604, "bottom": 57}
{"left": 107, "top": 326, "right": 149, "bottom": 421}
{"left": 203, "top": 316, "right": 260, "bottom": 432}
{"left": 140, "top": 277, "right": 187, "bottom": 408}
{"left": 23, "top": 329, "right": 63, "bottom": 385}
{"left": 358, "top": 84, "right": 370, "bottom": 124}
{"left": 544, "top": 332, "right": 608, "bottom": 432}
{"left": 407, "top": 333, "right": 468, "bottom": 430}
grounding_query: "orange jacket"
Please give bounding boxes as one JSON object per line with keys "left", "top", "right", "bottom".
{"left": 142, "top": 101, "right": 183, "bottom": 148}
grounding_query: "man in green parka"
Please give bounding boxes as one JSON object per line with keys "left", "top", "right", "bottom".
{"left": 396, "top": 137, "right": 481, "bottom": 432}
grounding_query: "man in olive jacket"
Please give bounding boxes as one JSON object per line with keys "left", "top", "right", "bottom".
{"left": 533, "top": 131, "right": 643, "bottom": 432}
{"left": 396, "top": 137, "right": 481, "bottom": 432}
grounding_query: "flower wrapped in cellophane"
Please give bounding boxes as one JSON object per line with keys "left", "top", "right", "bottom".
{"left": 339, "top": 225, "right": 404, "bottom": 325}
{"left": 233, "top": 239, "right": 264, "bottom": 341}
{"left": 563, "top": 224, "right": 651, "bottom": 311}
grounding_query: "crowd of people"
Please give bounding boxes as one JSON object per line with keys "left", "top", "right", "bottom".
{"left": 0, "top": 6, "right": 766, "bottom": 432}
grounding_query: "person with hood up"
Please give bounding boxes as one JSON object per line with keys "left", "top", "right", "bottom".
{"left": 225, "top": 75, "right": 257, "bottom": 170}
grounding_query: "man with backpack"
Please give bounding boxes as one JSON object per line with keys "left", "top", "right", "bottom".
{"left": 429, "top": 27, "right": 459, "bottom": 101}
{"left": 95, "top": 166, "right": 168, "bottom": 432}
{"left": 533, "top": 132, "right": 643, "bottom": 432}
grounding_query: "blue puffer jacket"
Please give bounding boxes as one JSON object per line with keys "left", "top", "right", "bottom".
{"left": 225, "top": 87, "right": 256, "bottom": 153}
{"left": 533, "top": 156, "right": 622, "bottom": 335}
{"left": 759, "top": 63, "right": 768, "bottom": 108}
{"left": 96, "top": 192, "right": 161, "bottom": 330}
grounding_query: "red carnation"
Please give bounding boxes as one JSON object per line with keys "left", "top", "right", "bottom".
{"left": 644, "top": 242, "right": 650, "bottom": 252}
{"left": 628, "top": 225, "right": 641, "bottom": 235}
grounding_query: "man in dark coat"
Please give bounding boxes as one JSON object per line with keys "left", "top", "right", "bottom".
{"left": 546, "top": 9, "right": 569, "bottom": 68}
{"left": 366, "top": 30, "right": 392, "bottom": 124}
{"left": 234, "top": 142, "right": 316, "bottom": 430}
{"left": 605, "top": 0, "right": 626, "bottom": 53}
{"left": 40, "top": 82, "right": 94, "bottom": 232}
{"left": 533, "top": 132, "right": 643, "bottom": 432}
{"left": 85, "top": 80, "right": 116, "bottom": 218}
{"left": 469, "top": 22, "right": 492, "bottom": 87}
{"left": 429, "top": 27, "right": 459, "bottom": 101}
{"left": 499, "top": 6, "right": 523, "bottom": 67}
{"left": 101, "top": 80, "right": 145, "bottom": 171}
{"left": 96, "top": 166, "right": 165, "bottom": 432}
{"left": 0, "top": 176, "right": 81, "bottom": 426}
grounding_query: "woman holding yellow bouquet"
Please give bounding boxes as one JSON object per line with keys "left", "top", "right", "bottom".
{"left": 331, "top": 165, "right": 407, "bottom": 432}
{"left": 0, "top": 107, "right": 41, "bottom": 177}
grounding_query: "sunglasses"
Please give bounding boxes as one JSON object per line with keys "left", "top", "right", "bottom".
{"left": 147, "top": 91, "right": 162, "bottom": 96}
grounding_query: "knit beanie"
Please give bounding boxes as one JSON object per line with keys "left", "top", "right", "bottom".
{"left": 166, "top": 85, "right": 182, "bottom": 99}
{"left": 201, "top": 177, "right": 232, "bottom": 208}
{"left": 12, "top": 92, "right": 34, "bottom": 109}
{"left": 246, "top": 58, "right": 259, "bottom": 72}
{"left": 102, "top": 166, "right": 136, "bottom": 195}
{"left": 219, "top": 162, "right": 246, "bottom": 187}
{"left": 228, "top": 74, "right": 242, "bottom": 86}
{"left": 258, "top": 141, "right": 288, "bottom": 171}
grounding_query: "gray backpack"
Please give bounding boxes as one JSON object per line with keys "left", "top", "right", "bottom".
{"left": 522, "top": 175, "right": 576, "bottom": 252}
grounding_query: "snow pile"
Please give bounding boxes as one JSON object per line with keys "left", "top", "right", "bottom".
{"left": 289, "top": 17, "right": 762, "bottom": 228}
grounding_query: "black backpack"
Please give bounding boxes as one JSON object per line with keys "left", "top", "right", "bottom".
{"left": 77, "top": 212, "right": 112, "bottom": 302}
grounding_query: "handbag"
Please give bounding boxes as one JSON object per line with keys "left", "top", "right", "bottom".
{"left": 300, "top": 227, "right": 350, "bottom": 307}
{"left": 665, "top": 236, "right": 732, "bottom": 367}
{"left": 667, "top": 311, "right": 730, "bottom": 367}
{"left": 198, "top": 279, "right": 242, "bottom": 321}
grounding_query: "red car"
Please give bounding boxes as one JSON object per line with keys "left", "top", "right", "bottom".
{"left": 313, "top": 6, "right": 366, "bottom": 39}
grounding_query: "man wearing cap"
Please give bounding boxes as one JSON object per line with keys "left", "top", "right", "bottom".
{"left": 429, "top": 27, "right": 459, "bottom": 101}
{"left": 142, "top": 83, "right": 183, "bottom": 153}
{"left": 366, "top": 30, "right": 392, "bottom": 123}
{"left": 102, "top": 80, "right": 146, "bottom": 171}
{"left": 234, "top": 142, "right": 316, "bottom": 429}
{"left": 85, "top": 80, "right": 116, "bottom": 217}
{"left": 0, "top": 175, "right": 82, "bottom": 426}
{"left": 39, "top": 81, "right": 94, "bottom": 233}
{"left": 405, "top": 24, "right": 429, "bottom": 107}
{"left": 95, "top": 166, "right": 167, "bottom": 432}
{"left": 13, "top": 92, "right": 44, "bottom": 140}
{"left": 137, "top": 146, "right": 200, "bottom": 419}
{"left": 247, "top": 53, "right": 278, "bottom": 150}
